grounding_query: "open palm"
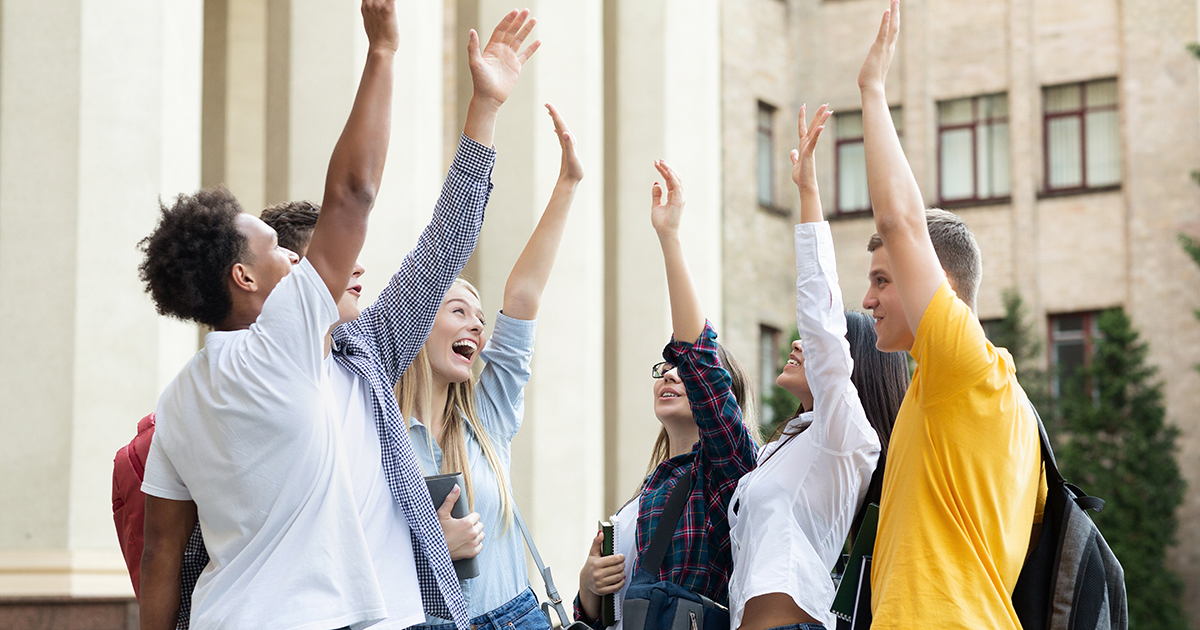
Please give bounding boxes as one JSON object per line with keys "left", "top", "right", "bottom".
{"left": 469, "top": 10, "right": 540, "bottom": 108}
{"left": 651, "top": 160, "right": 686, "bottom": 235}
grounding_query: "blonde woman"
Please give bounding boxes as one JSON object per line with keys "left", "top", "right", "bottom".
{"left": 398, "top": 103, "right": 582, "bottom": 630}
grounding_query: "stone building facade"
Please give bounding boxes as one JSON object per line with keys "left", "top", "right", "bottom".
{"left": 720, "top": 0, "right": 1200, "bottom": 626}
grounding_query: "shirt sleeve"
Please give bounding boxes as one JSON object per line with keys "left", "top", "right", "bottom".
{"left": 911, "top": 281, "right": 1000, "bottom": 406}
{"left": 335, "top": 135, "right": 496, "bottom": 385}
{"left": 473, "top": 312, "right": 537, "bottom": 441}
{"left": 794, "top": 222, "right": 880, "bottom": 454}
{"left": 661, "top": 321, "right": 757, "bottom": 565}
{"left": 140, "top": 425, "right": 191, "bottom": 501}
{"left": 250, "top": 258, "right": 339, "bottom": 378}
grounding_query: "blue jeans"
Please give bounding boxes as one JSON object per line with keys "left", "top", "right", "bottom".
{"left": 764, "top": 624, "right": 826, "bottom": 630}
{"left": 422, "top": 588, "right": 551, "bottom": 630}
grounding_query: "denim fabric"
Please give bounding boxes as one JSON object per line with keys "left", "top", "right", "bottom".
{"left": 419, "top": 588, "right": 551, "bottom": 630}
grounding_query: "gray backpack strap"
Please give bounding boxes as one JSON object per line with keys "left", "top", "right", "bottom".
{"left": 514, "top": 506, "right": 573, "bottom": 628}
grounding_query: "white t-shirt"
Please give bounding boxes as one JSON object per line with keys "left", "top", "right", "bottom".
{"left": 143, "top": 259, "right": 387, "bottom": 630}
{"left": 324, "top": 354, "right": 423, "bottom": 629}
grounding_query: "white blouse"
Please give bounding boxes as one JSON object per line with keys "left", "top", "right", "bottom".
{"left": 727, "top": 221, "right": 881, "bottom": 630}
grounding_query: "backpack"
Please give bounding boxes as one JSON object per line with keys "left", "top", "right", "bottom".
{"left": 112, "top": 412, "right": 157, "bottom": 595}
{"left": 1012, "top": 405, "right": 1128, "bottom": 630}
{"left": 112, "top": 412, "right": 207, "bottom": 629}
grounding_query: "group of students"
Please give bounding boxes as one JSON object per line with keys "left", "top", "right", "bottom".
{"left": 128, "top": 2, "right": 1045, "bottom": 630}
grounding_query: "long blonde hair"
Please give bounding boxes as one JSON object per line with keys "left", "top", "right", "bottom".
{"left": 642, "top": 342, "right": 762, "bottom": 482}
{"left": 396, "top": 279, "right": 515, "bottom": 531}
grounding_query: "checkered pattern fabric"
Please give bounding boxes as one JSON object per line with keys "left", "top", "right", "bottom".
{"left": 634, "top": 322, "right": 757, "bottom": 605}
{"left": 175, "top": 523, "right": 207, "bottom": 630}
{"left": 331, "top": 135, "right": 494, "bottom": 630}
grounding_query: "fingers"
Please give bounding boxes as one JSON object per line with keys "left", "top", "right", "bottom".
{"left": 467, "top": 29, "right": 481, "bottom": 63}
{"left": 790, "top": 149, "right": 800, "bottom": 166}
{"left": 517, "top": 40, "right": 541, "bottom": 65}
{"left": 651, "top": 182, "right": 664, "bottom": 207}
{"left": 797, "top": 104, "right": 808, "bottom": 140}
{"left": 655, "top": 160, "right": 684, "bottom": 202}
{"left": 874, "top": 6, "right": 891, "bottom": 46}
{"left": 512, "top": 16, "right": 537, "bottom": 49}
{"left": 437, "top": 485, "right": 461, "bottom": 517}
{"left": 890, "top": 0, "right": 901, "bottom": 38}
{"left": 588, "top": 530, "right": 604, "bottom": 556}
{"left": 488, "top": 9, "right": 520, "bottom": 47}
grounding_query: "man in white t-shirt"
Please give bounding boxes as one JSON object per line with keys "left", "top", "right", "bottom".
{"left": 136, "top": 3, "right": 401, "bottom": 629}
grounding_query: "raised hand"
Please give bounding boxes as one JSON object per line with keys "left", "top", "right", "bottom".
{"left": 436, "top": 485, "right": 485, "bottom": 560}
{"left": 469, "top": 9, "right": 541, "bottom": 109}
{"left": 858, "top": 0, "right": 900, "bottom": 94}
{"left": 650, "top": 160, "right": 686, "bottom": 236}
{"left": 790, "top": 103, "right": 832, "bottom": 193}
{"left": 547, "top": 103, "right": 584, "bottom": 184}
{"left": 361, "top": 0, "right": 399, "bottom": 53}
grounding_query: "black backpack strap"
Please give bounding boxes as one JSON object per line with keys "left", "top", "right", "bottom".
{"left": 1027, "top": 402, "right": 1104, "bottom": 514}
{"left": 641, "top": 472, "right": 694, "bottom": 576}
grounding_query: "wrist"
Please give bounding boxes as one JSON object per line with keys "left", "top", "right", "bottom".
{"left": 469, "top": 94, "right": 503, "bottom": 116}
{"left": 860, "top": 83, "right": 886, "bottom": 99}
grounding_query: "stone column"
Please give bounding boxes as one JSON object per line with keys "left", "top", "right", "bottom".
{"left": 0, "top": 0, "right": 203, "bottom": 597}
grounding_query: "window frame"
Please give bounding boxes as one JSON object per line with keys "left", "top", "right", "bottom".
{"left": 1042, "top": 78, "right": 1121, "bottom": 195}
{"left": 1047, "top": 310, "right": 1101, "bottom": 401}
{"left": 756, "top": 100, "right": 780, "bottom": 211}
{"left": 758, "top": 324, "right": 783, "bottom": 425}
{"left": 936, "top": 93, "right": 1011, "bottom": 206}
{"left": 833, "top": 108, "right": 902, "bottom": 217}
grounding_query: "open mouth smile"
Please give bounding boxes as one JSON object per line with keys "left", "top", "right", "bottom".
{"left": 452, "top": 338, "right": 478, "bottom": 362}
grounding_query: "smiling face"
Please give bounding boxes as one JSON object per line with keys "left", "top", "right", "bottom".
{"left": 652, "top": 364, "right": 695, "bottom": 428}
{"left": 427, "top": 283, "right": 486, "bottom": 386}
{"left": 775, "top": 339, "right": 814, "bottom": 409}
{"left": 862, "top": 246, "right": 915, "bottom": 353}
{"left": 333, "top": 261, "right": 366, "bottom": 327}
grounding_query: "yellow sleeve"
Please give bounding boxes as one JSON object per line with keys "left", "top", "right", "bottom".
{"left": 910, "top": 282, "right": 1003, "bottom": 406}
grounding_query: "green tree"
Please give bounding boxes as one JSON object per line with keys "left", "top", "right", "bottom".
{"left": 1057, "top": 308, "right": 1188, "bottom": 630}
{"left": 985, "top": 289, "right": 1051, "bottom": 418}
{"left": 1180, "top": 233, "right": 1200, "bottom": 374}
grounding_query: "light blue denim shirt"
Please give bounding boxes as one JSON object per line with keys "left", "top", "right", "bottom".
{"left": 409, "top": 311, "right": 537, "bottom": 622}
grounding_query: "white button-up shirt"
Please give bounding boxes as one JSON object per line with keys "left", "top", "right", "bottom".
{"left": 727, "top": 221, "right": 881, "bottom": 630}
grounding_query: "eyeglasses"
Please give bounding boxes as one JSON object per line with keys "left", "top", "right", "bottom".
{"left": 651, "top": 361, "right": 676, "bottom": 378}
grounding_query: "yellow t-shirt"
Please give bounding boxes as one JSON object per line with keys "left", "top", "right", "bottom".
{"left": 871, "top": 282, "right": 1043, "bottom": 629}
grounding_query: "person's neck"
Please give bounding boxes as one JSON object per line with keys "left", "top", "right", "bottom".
{"left": 665, "top": 423, "right": 700, "bottom": 459}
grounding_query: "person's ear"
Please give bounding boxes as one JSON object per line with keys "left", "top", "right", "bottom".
{"left": 230, "top": 261, "right": 257, "bottom": 293}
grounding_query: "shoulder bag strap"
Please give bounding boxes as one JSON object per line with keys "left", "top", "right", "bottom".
{"left": 640, "top": 471, "right": 694, "bottom": 577}
{"left": 513, "top": 505, "right": 574, "bottom": 628}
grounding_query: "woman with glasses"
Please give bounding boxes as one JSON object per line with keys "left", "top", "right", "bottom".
{"left": 394, "top": 103, "right": 581, "bottom": 630}
{"left": 574, "top": 160, "right": 760, "bottom": 630}
{"left": 724, "top": 105, "right": 909, "bottom": 630}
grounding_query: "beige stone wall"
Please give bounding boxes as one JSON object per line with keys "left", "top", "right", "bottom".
{"left": 754, "top": 0, "right": 1200, "bottom": 625}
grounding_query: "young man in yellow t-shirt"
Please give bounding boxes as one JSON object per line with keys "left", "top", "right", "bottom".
{"left": 855, "top": 2, "right": 1045, "bottom": 628}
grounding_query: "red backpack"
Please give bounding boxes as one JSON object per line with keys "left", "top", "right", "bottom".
{"left": 112, "top": 412, "right": 156, "bottom": 596}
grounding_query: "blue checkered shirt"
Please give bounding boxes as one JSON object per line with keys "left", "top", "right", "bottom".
{"left": 330, "top": 135, "right": 495, "bottom": 630}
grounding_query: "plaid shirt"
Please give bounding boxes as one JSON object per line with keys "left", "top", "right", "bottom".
{"left": 574, "top": 322, "right": 757, "bottom": 624}
{"left": 330, "top": 135, "right": 494, "bottom": 630}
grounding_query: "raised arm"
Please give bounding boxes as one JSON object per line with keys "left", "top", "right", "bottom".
{"left": 463, "top": 9, "right": 540, "bottom": 147}
{"left": 305, "top": 0, "right": 398, "bottom": 300}
{"left": 651, "top": 160, "right": 704, "bottom": 345}
{"left": 502, "top": 104, "right": 583, "bottom": 320}
{"left": 790, "top": 104, "right": 832, "bottom": 225}
{"left": 858, "top": 0, "right": 944, "bottom": 333}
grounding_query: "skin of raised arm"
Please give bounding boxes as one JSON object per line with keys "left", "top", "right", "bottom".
{"left": 139, "top": 497, "right": 198, "bottom": 630}
{"left": 305, "top": 0, "right": 398, "bottom": 300}
{"left": 462, "top": 10, "right": 541, "bottom": 147}
{"left": 858, "top": 0, "right": 944, "bottom": 334}
{"left": 790, "top": 104, "right": 832, "bottom": 225}
{"left": 651, "top": 160, "right": 705, "bottom": 345}
{"left": 502, "top": 103, "right": 584, "bottom": 320}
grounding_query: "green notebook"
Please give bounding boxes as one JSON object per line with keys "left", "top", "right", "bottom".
{"left": 831, "top": 503, "right": 879, "bottom": 621}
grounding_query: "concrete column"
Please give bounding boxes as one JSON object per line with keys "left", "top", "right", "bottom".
{"left": 0, "top": 0, "right": 202, "bottom": 596}
{"left": 603, "top": 0, "right": 724, "bottom": 515}
{"left": 452, "top": 0, "right": 606, "bottom": 598}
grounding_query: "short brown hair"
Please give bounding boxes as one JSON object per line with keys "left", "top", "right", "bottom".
{"left": 867, "top": 208, "right": 982, "bottom": 311}
{"left": 260, "top": 200, "right": 320, "bottom": 255}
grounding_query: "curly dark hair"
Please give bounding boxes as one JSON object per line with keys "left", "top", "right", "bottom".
{"left": 138, "top": 187, "right": 249, "bottom": 328}
{"left": 260, "top": 200, "right": 320, "bottom": 254}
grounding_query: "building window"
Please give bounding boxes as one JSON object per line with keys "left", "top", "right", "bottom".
{"left": 938, "top": 93, "right": 1010, "bottom": 204}
{"left": 835, "top": 108, "right": 902, "bottom": 214}
{"left": 1048, "top": 311, "right": 1100, "bottom": 400}
{"left": 757, "top": 101, "right": 777, "bottom": 207}
{"left": 1044, "top": 79, "right": 1120, "bottom": 192}
{"left": 759, "top": 324, "right": 782, "bottom": 425}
